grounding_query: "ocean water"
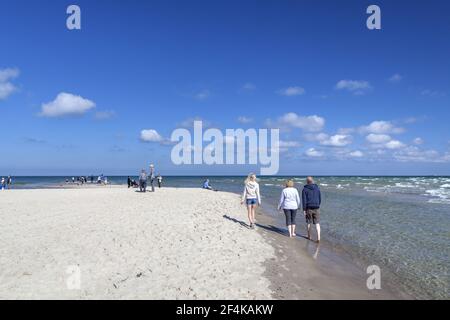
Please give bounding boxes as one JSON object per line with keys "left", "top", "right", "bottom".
{"left": 2, "top": 175, "right": 449, "bottom": 299}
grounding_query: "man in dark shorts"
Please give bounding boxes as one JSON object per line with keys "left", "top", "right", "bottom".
{"left": 302, "top": 176, "right": 322, "bottom": 243}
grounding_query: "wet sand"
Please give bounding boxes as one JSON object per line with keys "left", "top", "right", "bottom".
{"left": 0, "top": 186, "right": 411, "bottom": 299}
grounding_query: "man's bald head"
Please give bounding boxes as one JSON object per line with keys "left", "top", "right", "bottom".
{"left": 306, "top": 176, "right": 314, "bottom": 184}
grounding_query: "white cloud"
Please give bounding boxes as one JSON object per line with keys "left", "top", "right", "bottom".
{"left": 388, "top": 73, "right": 403, "bottom": 83}
{"left": 194, "top": 90, "right": 210, "bottom": 100}
{"left": 241, "top": 83, "right": 256, "bottom": 91}
{"left": 366, "top": 133, "right": 392, "bottom": 144}
{"left": 393, "top": 146, "right": 448, "bottom": 163}
{"left": 0, "top": 68, "right": 19, "bottom": 82}
{"left": 268, "top": 112, "right": 325, "bottom": 132}
{"left": 359, "top": 121, "right": 404, "bottom": 134}
{"left": 40, "top": 92, "right": 96, "bottom": 117}
{"left": 237, "top": 116, "right": 253, "bottom": 124}
{"left": 320, "top": 134, "right": 352, "bottom": 147}
{"left": 0, "top": 67, "right": 19, "bottom": 100}
{"left": 178, "top": 117, "right": 212, "bottom": 128}
{"left": 94, "top": 110, "right": 116, "bottom": 120}
{"left": 279, "top": 140, "right": 301, "bottom": 148}
{"left": 140, "top": 129, "right": 163, "bottom": 142}
{"left": 421, "top": 89, "right": 445, "bottom": 98}
{"left": 349, "top": 150, "right": 364, "bottom": 157}
{"left": 413, "top": 137, "right": 424, "bottom": 145}
{"left": 335, "top": 80, "right": 372, "bottom": 95}
{"left": 385, "top": 140, "right": 406, "bottom": 149}
{"left": 277, "top": 86, "right": 305, "bottom": 96}
{"left": 305, "top": 148, "right": 324, "bottom": 157}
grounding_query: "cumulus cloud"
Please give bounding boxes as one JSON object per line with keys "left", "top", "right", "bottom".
{"left": 140, "top": 129, "right": 163, "bottom": 142}
{"left": 366, "top": 133, "right": 392, "bottom": 144}
{"left": 277, "top": 86, "right": 305, "bottom": 96}
{"left": 359, "top": 121, "right": 404, "bottom": 134}
{"left": 237, "top": 116, "right": 253, "bottom": 124}
{"left": 335, "top": 80, "right": 372, "bottom": 95}
{"left": 385, "top": 140, "right": 406, "bottom": 149}
{"left": 349, "top": 150, "right": 364, "bottom": 157}
{"left": 319, "top": 134, "right": 352, "bottom": 147}
{"left": 0, "top": 67, "right": 20, "bottom": 100}
{"left": 393, "top": 146, "right": 448, "bottom": 163}
{"left": 40, "top": 92, "right": 96, "bottom": 117}
{"left": 267, "top": 112, "right": 325, "bottom": 132}
{"left": 413, "top": 137, "right": 424, "bottom": 145}
{"left": 305, "top": 148, "right": 324, "bottom": 157}
{"left": 388, "top": 73, "right": 403, "bottom": 83}
{"left": 94, "top": 110, "right": 116, "bottom": 120}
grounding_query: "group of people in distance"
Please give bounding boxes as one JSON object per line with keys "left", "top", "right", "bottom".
{"left": 241, "top": 173, "right": 322, "bottom": 243}
{"left": 65, "top": 175, "right": 108, "bottom": 185}
{"left": 132, "top": 164, "right": 163, "bottom": 192}
{"left": 0, "top": 176, "right": 13, "bottom": 190}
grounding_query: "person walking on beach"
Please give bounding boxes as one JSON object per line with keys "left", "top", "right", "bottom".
{"left": 1, "top": 177, "right": 5, "bottom": 190}
{"left": 127, "top": 176, "right": 132, "bottom": 188}
{"left": 149, "top": 164, "right": 155, "bottom": 192}
{"left": 139, "top": 169, "right": 147, "bottom": 192}
{"left": 302, "top": 176, "right": 322, "bottom": 243}
{"left": 278, "top": 179, "right": 301, "bottom": 238}
{"left": 241, "top": 173, "right": 261, "bottom": 229}
{"left": 157, "top": 174, "right": 162, "bottom": 188}
{"left": 6, "top": 176, "right": 12, "bottom": 189}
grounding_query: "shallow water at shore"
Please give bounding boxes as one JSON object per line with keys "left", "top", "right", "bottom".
{"left": 3, "top": 175, "right": 450, "bottom": 299}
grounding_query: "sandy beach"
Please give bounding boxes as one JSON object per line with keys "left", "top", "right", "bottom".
{"left": 0, "top": 186, "right": 407, "bottom": 299}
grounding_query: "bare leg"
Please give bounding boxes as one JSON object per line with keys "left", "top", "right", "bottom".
{"left": 316, "top": 224, "right": 321, "bottom": 242}
{"left": 247, "top": 205, "right": 253, "bottom": 227}
{"left": 292, "top": 224, "right": 296, "bottom": 237}
{"left": 251, "top": 205, "right": 257, "bottom": 225}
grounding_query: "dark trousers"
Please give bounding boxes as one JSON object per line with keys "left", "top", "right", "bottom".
{"left": 283, "top": 209, "right": 297, "bottom": 226}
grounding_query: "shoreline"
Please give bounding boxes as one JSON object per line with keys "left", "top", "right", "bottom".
{"left": 0, "top": 186, "right": 414, "bottom": 299}
{"left": 253, "top": 203, "right": 413, "bottom": 299}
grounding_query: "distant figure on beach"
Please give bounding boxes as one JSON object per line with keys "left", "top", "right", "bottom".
{"left": 127, "top": 176, "right": 132, "bottom": 188}
{"left": 72, "top": 177, "right": 75, "bottom": 184}
{"left": 1, "top": 177, "right": 5, "bottom": 190}
{"left": 278, "top": 180, "right": 301, "bottom": 238}
{"left": 149, "top": 164, "right": 155, "bottom": 192}
{"left": 139, "top": 169, "right": 148, "bottom": 192}
{"left": 97, "top": 175, "right": 102, "bottom": 184}
{"left": 202, "top": 179, "right": 213, "bottom": 190}
{"left": 90, "top": 175, "right": 94, "bottom": 183}
{"left": 302, "top": 176, "right": 322, "bottom": 243}
{"left": 7, "top": 176, "right": 12, "bottom": 189}
{"left": 157, "top": 174, "right": 162, "bottom": 188}
{"left": 103, "top": 176, "right": 108, "bottom": 185}
{"left": 241, "top": 173, "right": 261, "bottom": 229}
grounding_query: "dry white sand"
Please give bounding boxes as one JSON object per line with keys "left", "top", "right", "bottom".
{"left": 0, "top": 187, "right": 275, "bottom": 299}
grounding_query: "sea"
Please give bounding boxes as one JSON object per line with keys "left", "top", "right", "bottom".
{"left": 2, "top": 175, "right": 449, "bottom": 299}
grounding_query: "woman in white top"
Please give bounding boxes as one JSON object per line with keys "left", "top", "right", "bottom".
{"left": 278, "top": 180, "right": 301, "bottom": 237}
{"left": 241, "top": 173, "right": 261, "bottom": 229}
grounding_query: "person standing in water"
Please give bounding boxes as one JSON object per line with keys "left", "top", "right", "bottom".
{"left": 302, "top": 176, "right": 322, "bottom": 243}
{"left": 241, "top": 173, "right": 261, "bottom": 229}
{"left": 157, "top": 174, "right": 162, "bottom": 188}
{"left": 6, "top": 176, "right": 12, "bottom": 189}
{"left": 278, "top": 179, "right": 301, "bottom": 238}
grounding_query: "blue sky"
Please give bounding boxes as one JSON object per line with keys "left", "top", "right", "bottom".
{"left": 0, "top": 0, "right": 449, "bottom": 176}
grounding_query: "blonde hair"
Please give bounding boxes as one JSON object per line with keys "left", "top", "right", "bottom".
{"left": 285, "top": 180, "right": 294, "bottom": 188}
{"left": 245, "top": 173, "right": 256, "bottom": 184}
